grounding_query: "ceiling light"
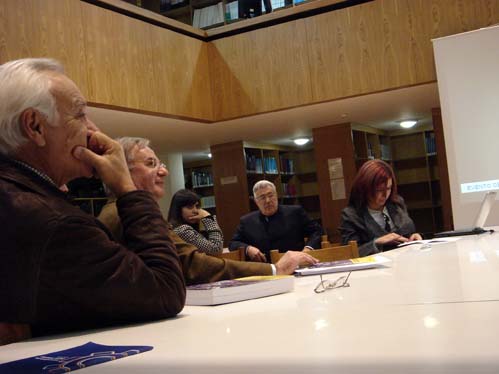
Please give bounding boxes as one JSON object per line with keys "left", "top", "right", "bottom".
{"left": 400, "top": 120, "right": 417, "bottom": 128}
{"left": 207, "top": 153, "right": 212, "bottom": 159}
{"left": 293, "top": 138, "right": 310, "bottom": 146}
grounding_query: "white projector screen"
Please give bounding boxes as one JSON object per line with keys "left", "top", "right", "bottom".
{"left": 433, "top": 25, "right": 499, "bottom": 229}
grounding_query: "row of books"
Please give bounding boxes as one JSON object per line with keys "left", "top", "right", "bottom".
{"left": 192, "top": 2, "right": 223, "bottom": 28}
{"left": 282, "top": 183, "right": 297, "bottom": 197}
{"left": 245, "top": 155, "right": 279, "bottom": 174}
{"left": 225, "top": 1, "right": 238, "bottom": 21}
{"left": 263, "top": 157, "right": 278, "bottom": 173}
{"left": 367, "top": 142, "right": 391, "bottom": 160}
{"left": 380, "top": 143, "right": 392, "bottom": 160}
{"left": 246, "top": 155, "right": 263, "bottom": 173}
{"left": 200, "top": 195, "right": 215, "bottom": 208}
{"left": 280, "top": 158, "right": 295, "bottom": 173}
{"left": 425, "top": 132, "right": 436, "bottom": 154}
{"left": 192, "top": 171, "right": 213, "bottom": 187}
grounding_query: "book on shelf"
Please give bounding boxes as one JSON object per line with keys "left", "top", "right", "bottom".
{"left": 246, "top": 154, "right": 263, "bottom": 173}
{"left": 192, "top": 171, "right": 213, "bottom": 187}
{"left": 200, "top": 195, "right": 215, "bottom": 208}
{"left": 280, "top": 157, "right": 294, "bottom": 173}
{"left": 263, "top": 157, "right": 278, "bottom": 174}
{"left": 282, "top": 182, "right": 297, "bottom": 196}
{"left": 192, "top": 2, "right": 224, "bottom": 28}
{"left": 425, "top": 132, "right": 436, "bottom": 154}
{"left": 294, "top": 255, "right": 391, "bottom": 276}
{"left": 225, "top": 1, "right": 238, "bottom": 21}
{"left": 185, "top": 275, "right": 294, "bottom": 306}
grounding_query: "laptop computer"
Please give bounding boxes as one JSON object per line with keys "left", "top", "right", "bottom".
{"left": 434, "top": 191, "right": 497, "bottom": 238}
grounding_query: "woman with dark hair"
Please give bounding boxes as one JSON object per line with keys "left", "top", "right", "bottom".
{"left": 339, "top": 159, "right": 422, "bottom": 257}
{"left": 168, "top": 189, "right": 224, "bottom": 254}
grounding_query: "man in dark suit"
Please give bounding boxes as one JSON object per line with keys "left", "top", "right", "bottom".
{"left": 229, "top": 180, "right": 323, "bottom": 262}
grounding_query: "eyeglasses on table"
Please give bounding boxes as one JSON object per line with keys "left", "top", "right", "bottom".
{"left": 314, "top": 272, "right": 352, "bottom": 294}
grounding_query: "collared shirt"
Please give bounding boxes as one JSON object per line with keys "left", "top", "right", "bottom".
{"left": 368, "top": 206, "right": 394, "bottom": 232}
{"left": 11, "top": 159, "right": 57, "bottom": 187}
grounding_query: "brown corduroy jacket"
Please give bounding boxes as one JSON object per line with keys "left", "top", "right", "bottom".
{"left": 98, "top": 201, "right": 273, "bottom": 286}
{"left": 0, "top": 156, "right": 185, "bottom": 343}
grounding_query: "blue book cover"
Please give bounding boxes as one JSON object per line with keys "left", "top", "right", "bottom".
{"left": 0, "top": 341, "right": 153, "bottom": 373}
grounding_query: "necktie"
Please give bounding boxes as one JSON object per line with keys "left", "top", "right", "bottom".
{"left": 383, "top": 213, "right": 391, "bottom": 232}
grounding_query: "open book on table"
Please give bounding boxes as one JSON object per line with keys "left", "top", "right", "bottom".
{"left": 294, "top": 255, "right": 391, "bottom": 276}
{"left": 396, "top": 237, "right": 461, "bottom": 248}
{"left": 186, "top": 275, "right": 294, "bottom": 306}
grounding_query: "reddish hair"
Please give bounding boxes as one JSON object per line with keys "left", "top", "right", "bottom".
{"left": 348, "top": 159, "right": 400, "bottom": 209}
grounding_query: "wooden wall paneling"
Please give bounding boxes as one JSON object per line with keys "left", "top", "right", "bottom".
{"left": 210, "top": 20, "right": 313, "bottom": 120}
{"left": 383, "top": 0, "right": 435, "bottom": 85}
{"left": 432, "top": 107, "right": 453, "bottom": 231}
{"left": 305, "top": 0, "right": 436, "bottom": 103}
{"left": 81, "top": 1, "right": 156, "bottom": 112}
{"left": 150, "top": 25, "right": 212, "bottom": 120}
{"left": 211, "top": 141, "right": 250, "bottom": 246}
{"left": 208, "top": 0, "right": 499, "bottom": 117}
{"left": 304, "top": 6, "right": 358, "bottom": 102}
{"left": 207, "top": 42, "right": 256, "bottom": 120}
{"left": 428, "top": 0, "right": 499, "bottom": 40}
{"left": 0, "top": 0, "right": 88, "bottom": 96}
{"left": 348, "top": 0, "right": 384, "bottom": 93}
{"left": 312, "top": 123, "right": 357, "bottom": 242}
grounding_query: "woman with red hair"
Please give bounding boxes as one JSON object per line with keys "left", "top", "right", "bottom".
{"left": 339, "top": 159, "right": 422, "bottom": 257}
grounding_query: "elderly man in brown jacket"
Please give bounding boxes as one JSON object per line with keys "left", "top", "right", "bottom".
{"left": 0, "top": 59, "right": 185, "bottom": 345}
{"left": 98, "top": 137, "right": 317, "bottom": 285}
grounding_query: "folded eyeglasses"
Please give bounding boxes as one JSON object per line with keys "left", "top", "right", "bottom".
{"left": 314, "top": 272, "right": 352, "bottom": 293}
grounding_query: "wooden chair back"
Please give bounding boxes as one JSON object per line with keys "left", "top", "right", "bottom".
{"left": 270, "top": 241, "right": 359, "bottom": 264}
{"left": 320, "top": 235, "right": 330, "bottom": 248}
{"left": 210, "top": 247, "right": 246, "bottom": 261}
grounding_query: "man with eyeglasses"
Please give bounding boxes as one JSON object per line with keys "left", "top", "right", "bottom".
{"left": 98, "top": 137, "right": 318, "bottom": 285}
{"left": 229, "top": 180, "right": 323, "bottom": 262}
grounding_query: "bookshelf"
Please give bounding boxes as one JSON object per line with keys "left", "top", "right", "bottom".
{"left": 282, "top": 149, "right": 321, "bottom": 221}
{"left": 183, "top": 160, "right": 217, "bottom": 213}
{"left": 244, "top": 146, "right": 320, "bottom": 220}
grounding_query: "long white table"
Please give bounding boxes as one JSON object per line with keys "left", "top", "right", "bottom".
{"left": 3, "top": 231, "right": 499, "bottom": 373}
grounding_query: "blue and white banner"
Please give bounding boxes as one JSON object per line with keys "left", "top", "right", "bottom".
{"left": 0, "top": 342, "right": 153, "bottom": 373}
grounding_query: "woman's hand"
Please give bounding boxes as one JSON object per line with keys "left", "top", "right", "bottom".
{"left": 191, "top": 208, "right": 211, "bottom": 222}
{"left": 375, "top": 232, "right": 409, "bottom": 246}
{"left": 409, "top": 233, "right": 423, "bottom": 241}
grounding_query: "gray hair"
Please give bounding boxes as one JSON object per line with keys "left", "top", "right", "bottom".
{"left": 253, "top": 180, "right": 276, "bottom": 196}
{"left": 0, "top": 58, "right": 64, "bottom": 155}
{"left": 103, "top": 137, "right": 152, "bottom": 197}
{"left": 115, "top": 137, "right": 151, "bottom": 167}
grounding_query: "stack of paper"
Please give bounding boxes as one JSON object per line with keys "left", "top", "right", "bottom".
{"left": 294, "top": 255, "right": 391, "bottom": 276}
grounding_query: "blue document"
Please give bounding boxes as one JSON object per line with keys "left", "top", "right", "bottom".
{"left": 0, "top": 341, "right": 153, "bottom": 373}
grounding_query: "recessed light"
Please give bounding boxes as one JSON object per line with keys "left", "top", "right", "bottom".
{"left": 400, "top": 120, "right": 417, "bottom": 128}
{"left": 293, "top": 138, "right": 310, "bottom": 146}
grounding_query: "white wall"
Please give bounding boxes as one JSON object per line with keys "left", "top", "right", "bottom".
{"left": 433, "top": 25, "right": 499, "bottom": 228}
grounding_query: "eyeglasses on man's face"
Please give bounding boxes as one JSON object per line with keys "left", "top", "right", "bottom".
{"left": 255, "top": 192, "right": 276, "bottom": 202}
{"left": 135, "top": 157, "right": 166, "bottom": 170}
{"left": 314, "top": 272, "right": 351, "bottom": 293}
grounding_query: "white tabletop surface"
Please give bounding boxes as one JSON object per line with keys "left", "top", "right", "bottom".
{"left": 3, "top": 230, "right": 499, "bottom": 373}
